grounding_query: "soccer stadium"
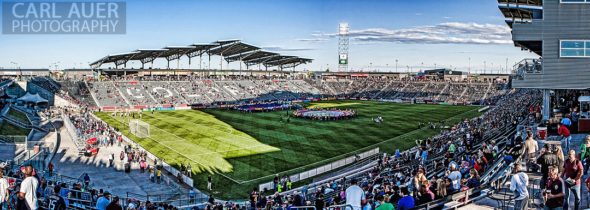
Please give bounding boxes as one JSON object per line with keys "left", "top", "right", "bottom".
{"left": 1, "top": 0, "right": 590, "bottom": 210}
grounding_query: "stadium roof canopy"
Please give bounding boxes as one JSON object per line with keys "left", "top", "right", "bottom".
{"left": 497, "top": 0, "right": 542, "bottom": 6}
{"left": 497, "top": 0, "right": 543, "bottom": 55}
{"left": 133, "top": 49, "right": 169, "bottom": 64}
{"left": 91, "top": 51, "right": 139, "bottom": 68}
{"left": 208, "top": 41, "right": 260, "bottom": 57}
{"left": 90, "top": 40, "right": 312, "bottom": 69}
{"left": 500, "top": 6, "right": 535, "bottom": 19}
{"left": 237, "top": 51, "right": 280, "bottom": 65}
{"left": 264, "top": 56, "right": 313, "bottom": 68}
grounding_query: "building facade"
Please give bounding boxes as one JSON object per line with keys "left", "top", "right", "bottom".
{"left": 501, "top": 0, "right": 590, "bottom": 118}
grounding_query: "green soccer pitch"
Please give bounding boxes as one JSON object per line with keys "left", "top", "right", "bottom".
{"left": 95, "top": 100, "right": 481, "bottom": 199}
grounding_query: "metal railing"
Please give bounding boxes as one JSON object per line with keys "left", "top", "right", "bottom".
{"left": 327, "top": 204, "right": 352, "bottom": 210}
{"left": 513, "top": 58, "right": 542, "bottom": 80}
{"left": 289, "top": 206, "right": 316, "bottom": 210}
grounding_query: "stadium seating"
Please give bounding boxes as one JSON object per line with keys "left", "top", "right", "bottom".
{"left": 78, "top": 77, "right": 507, "bottom": 109}
{"left": 58, "top": 80, "right": 98, "bottom": 107}
{"left": 88, "top": 82, "right": 129, "bottom": 107}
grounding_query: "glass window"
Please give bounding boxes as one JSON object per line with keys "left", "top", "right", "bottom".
{"left": 562, "top": 0, "right": 587, "bottom": 2}
{"left": 560, "top": 40, "right": 590, "bottom": 57}
{"left": 561, "top": 49, "right": 585, "bottom": 57}
{"left": 561, "top": 41, "right": 584, "bottom": 48}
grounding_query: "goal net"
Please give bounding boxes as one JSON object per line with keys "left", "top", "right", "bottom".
{"left": 129, "top": 120, "right": 150, "bottom": 138}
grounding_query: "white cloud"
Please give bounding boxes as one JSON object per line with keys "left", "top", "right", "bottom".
{"left": 301, "top": 22, "right": 513, "bottom": 45}
{"left": 295, "top": 38, "right": 329, "bottom": 43}
{"left": 262, "top": 46, "right": 315, "bottom": 52}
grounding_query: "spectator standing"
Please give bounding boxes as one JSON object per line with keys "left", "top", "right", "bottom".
{"left": 448, "top": 142, "right": 456, "bottom": 158}
{"left": 510, "top": 163, "right": 529, "bottom": 209}
{"left": 558, "top": 123, "right": 571, "bottom": 151}
{"left": 538, "top": 144, "right": 559, "bottom": 187}
{"left": 208, "top": 175, "right": 212, "bottom": 191}
{"left": 524, "top": 136, "right": 538, "bottom": 162}
{"left": 47, "top": 186, "right": 67, "bottom": 210}
{"left": 48, "top": 163, "right": 54, "bottom": 176}
{"left": 96, "top": 192, "right": 111, "bottom": 210}
{"left": 544, "top": 167, "right": 565, "bottom": 210}
{"left": 345, "top": 179, "right": 365, "bottom": 210}
{"left": 579, "top": 135, "right": 590, "bottom": 175}
{"left": 156, "top": 168, "right": 162, "bottom": 184}
{"left": 562, "top": 115, "right": 572, "bottom": 127}
{"left": 0, "top": 171, "right": 8, "bottom": 210}
{"left": 106, "top": 196, "right": 123, "bottom": 210}
{"left": 109, "top": 153, "right": 115, "bottom": 168}
{"left": 18, "top": 165, "right": 39, "bottom": 210}
{"left": 571, "top": 108, "right": 580, "bottom": 133}
{"left": 556, "top": 147, "right": 565, "bottom": 174}
{"left": 314, "top": 194, "right": 325, "bottom": 210}
{"left": 84, "top": 173, "right": 91, "bottom": 188}
{"left": 447, "top": 164, "right": 462, "bottom": 193}
{"left": 562, "top": 150, "right": 583, "bottom": 210}
{"left": 413, "top": 168, "right": 427, "bottom": 193}
{"left": 397, "top": 187, "right": 415, "bottom": 210}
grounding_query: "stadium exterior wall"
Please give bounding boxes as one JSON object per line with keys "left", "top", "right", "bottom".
{"left": 511, "top": 0, "right": 590, "bottom": 89}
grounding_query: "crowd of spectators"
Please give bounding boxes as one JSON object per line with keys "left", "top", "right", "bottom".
{"left": 244, "top": 89, "right": 540, "bottom": 210}
{"left": 70, "top": 76, "right": 510, "bottom": 109}
{"left": 0, "top": 163, "right": 185, "bottom": 210}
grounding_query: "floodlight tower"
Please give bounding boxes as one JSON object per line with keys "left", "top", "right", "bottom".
{"left": 338, "top": 23, "right": 349, "bottom": 72}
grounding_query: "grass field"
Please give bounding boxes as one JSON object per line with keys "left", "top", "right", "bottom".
{"left": 0, "top": 121, "right": 30, "bottom": 136}
{"left": 96, "top": 100, "right": 481, "bottom": 199}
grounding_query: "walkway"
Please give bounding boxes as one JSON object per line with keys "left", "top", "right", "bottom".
{"left": 462, "top": 134, "right": 590, "bottom": 209}
{"left": 50, "top": 126, "right": 188, "bottom": 201}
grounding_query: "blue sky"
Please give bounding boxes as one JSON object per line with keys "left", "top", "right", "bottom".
{"left": 0, "top": 0, "right": 534, "bottom": 73}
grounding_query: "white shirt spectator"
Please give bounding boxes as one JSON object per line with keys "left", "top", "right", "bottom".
{"left": 20, "top": 176, "right": 39, "bottom": 210}
{"left": 510, "top": 172, "right": 529, "bottom": 200}
{"left": 345, "top": 184, "right": 365, "bottom": 210}
{"left": 0, "top": 177, "right": 8, "bottom": 203}
{"left": 524, "top": 138, "right": 538, "bottom": 157}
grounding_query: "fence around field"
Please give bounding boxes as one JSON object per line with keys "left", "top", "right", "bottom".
{"left": 61, "top": 113, "right": 86, "bottom": 152}
{"left": 257, "top": 147, "right": 379, "bottom": 192}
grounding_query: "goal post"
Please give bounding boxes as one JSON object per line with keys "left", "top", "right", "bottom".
{"left": 129, "top": 120, "right": 150, "bottom": 138}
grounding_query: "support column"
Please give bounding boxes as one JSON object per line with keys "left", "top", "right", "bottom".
{"left": 220, "top": 53, "right": 223, "bottom": 70}
{"left": 188, "top": 57, "right": 192, "bottom": 69}
{"left": 543, "top": 89, "right": 551, "bottom": 121}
